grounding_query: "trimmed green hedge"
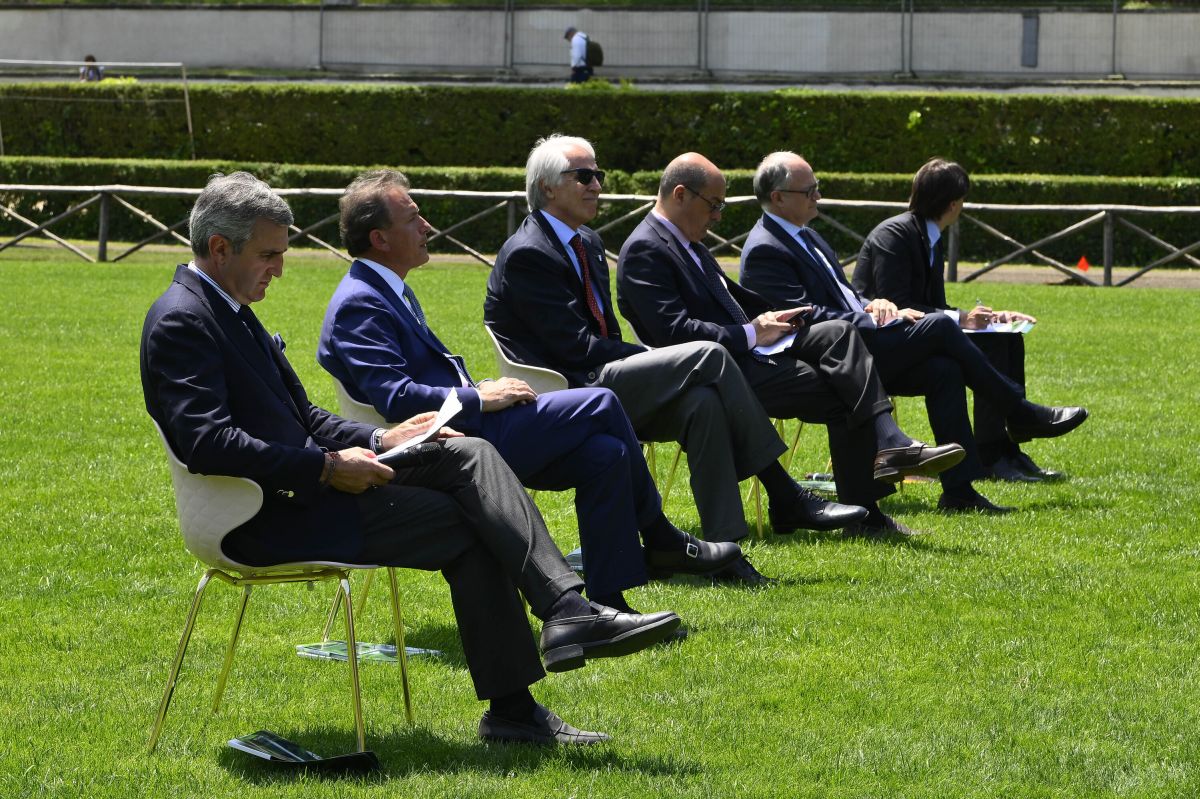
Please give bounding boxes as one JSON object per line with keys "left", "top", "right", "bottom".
{"left": 2, "top": 83, "right": 1200, "bottom": 178}
{"left": 3, "top": 156, "right": 1198, "bottom": 265}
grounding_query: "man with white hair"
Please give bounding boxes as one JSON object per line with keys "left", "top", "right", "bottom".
{"left": 141, "top": 171, "right": 682, "bottom": 746}
{"left": 485, "top": 135, "right": 870, "bottom": 586}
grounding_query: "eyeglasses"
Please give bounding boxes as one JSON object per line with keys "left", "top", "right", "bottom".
{"left": 776, "top": 181, "right": 821, "bottom": 200}
{"left": 561, "top": 168, "right": 605, "bottom": 186}
{"left": 684, "top": 185, "right": 727, "bottom": 213}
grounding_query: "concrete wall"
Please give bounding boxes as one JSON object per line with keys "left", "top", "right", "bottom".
{"left": 0, "top": 6, "right": 1195, "bottom": 79}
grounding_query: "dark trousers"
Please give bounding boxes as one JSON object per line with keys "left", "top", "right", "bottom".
{"left": 864, "top": 313, "right": 1024, "bottom": 487}
{"left": 742, "top": 319, "right": 894, "bottom": 509}
{"left": 569, "top": 66, "right": 593, "bottom": 83}
{"left": 968, "top": 331, "right": 1027, "bottom": 464}
{"left": 353, "top": 437, "right": 584, "bottom": 700}
{"left": 475, "top": 387, "right": 658, "bottom": 597}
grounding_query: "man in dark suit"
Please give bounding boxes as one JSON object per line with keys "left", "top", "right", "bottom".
{"left": 853, "top": 157, "right": 1088, "bottom": 482}
{"left": 616, "top": 152, "right": 968, "bottom": 536}
{"left": 317, "top": 170, "right": 738, "bottom": 614}
{"left": 485, "top": 135, "right": 870, "bottom": 586}
{"left": 140, "top": 172, "right": 682, "bottom": 746}
{"left": 740, "top": 153, "right": 1088, "bottom": 512}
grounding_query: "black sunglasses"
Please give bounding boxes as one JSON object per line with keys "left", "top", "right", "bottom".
{"left": 776, "top": 181, "right": 821, "bottom": 200}
{"left": 684, "top": 185, "right": 727, "bottom": 213}
{"left": 561, "top": 168, "right": 606, "bottom": 186}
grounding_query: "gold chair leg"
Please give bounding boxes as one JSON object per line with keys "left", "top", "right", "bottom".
{"left": 785, "top": 421, "right": 804, "bottom": 474}
{"left": 644, "top": 442, "right": 657, "bottom": 483}
{"left": 356, "top": 570, "right": 374, "bottom": 619}
{"left": 321, "top": 580, "right": 344, "bottom": 643}
{"left": 341, "top": 575, "right": 367, "bottom": 753}
{"left": 386, "top": 568, "right": 414, "bottom": 725}
{"left": 212, "top": 584, "right": 252, "bottom": 713}
{"left": 147, "top": 569, "right": 216, "bottom": 753}
{"left": 753, "top": 476, "right": 764, "bottom": 539}
{"left": 661, "top": 445, "right": 684, "bottom": 505}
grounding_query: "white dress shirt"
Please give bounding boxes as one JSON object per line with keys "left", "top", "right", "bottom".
{"left": 569, "top": 32, "right": 587, "bottom": 68}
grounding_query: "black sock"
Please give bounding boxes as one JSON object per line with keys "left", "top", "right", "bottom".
{"left": 589, "top": 591, "right": 637, "bottom": 614}
{"left": 757, "top": 461, "right": 796, "bottom": 504}
{"left": 941, "top": 480, "right": 978, "bottom": 500}
{"left": 1009, "top": 399, "right": 1050, "bottom": 425}
{"left": 874, "top": 412, "right": 912, "bottom": 450}
{"left": 641, "top": 513, "right": 689, "bottom": 551}
{"left": 542, "top": 589, "right": 593, "bottom": 622}
{"left": 489, "top": 688, "right": 538, "bottom": 723}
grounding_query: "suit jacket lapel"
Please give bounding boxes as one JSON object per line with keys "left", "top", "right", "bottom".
{"left": 645, "top": 213, "right": 732, "bottom": 314}
{"left": 761, "top": 216, "right": 851, "bottom": 309}
{"left": 178, "top": 270, "right": 307, "bottom": 428}
{"left": 351, "top": 261, "right": 458, "bottom": 358}
{"left": 530, "top": 212, "right": 621, "bottom": 337}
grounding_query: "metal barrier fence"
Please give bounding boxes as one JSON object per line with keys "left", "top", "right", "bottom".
{"left": 2, "top": 183, "right": 1199, "bottom": 288}
{"left": 314, "top": 2, "right": 1197, "bottom": 80}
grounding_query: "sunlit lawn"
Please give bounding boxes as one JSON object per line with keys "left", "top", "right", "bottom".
{"left": 1, "top": 246, "right": 1198, "bottom": 798}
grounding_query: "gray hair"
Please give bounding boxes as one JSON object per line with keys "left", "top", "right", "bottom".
{"left": 657, "top": 158, "right": 712, "bottom": 201}
{"left": 340, "top": 169, "right": 411, "bottom": 257}
{"left": 189, "top": 172, "right": 293, "bottom": 258}
{"left": 753, "top": 151, "right": 802, "bottom": 209}
{"left": 525, "top": 134, "right": 595, "bottom": 211}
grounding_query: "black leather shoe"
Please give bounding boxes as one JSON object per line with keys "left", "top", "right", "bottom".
{"left": 769, "top": 483, "right": 869, "bottom": 533}
{"left": 710, "top": 555, "right": 777, "bottom": 587}
{"left": 844, "top": 514, "right": 921, "bottom": 539}
{"left": 539, "top": 604, "right": 681, "bottom": 673}
{"left": 1006, "top": 406, "right": 1088, "bottom": 444}
{"left": 479, "top": 704, "right": 610, "bottom": 745}
{"left": 986, "top": 456, "right": 1041, "bottom": 482}
{"left": 1013, "top": 451, "right": 1065, "bottom": 481}
{"left": 937, "top": 489, "right": 1015, "bottom": 514}
{"left": 873, "top": 442, "right": 965, "bottom": 483}
{"left": 645, "top": 535, "right": 741, "bottom": 577}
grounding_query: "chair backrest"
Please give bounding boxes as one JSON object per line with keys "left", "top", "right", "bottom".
{"left": 332, "top": 376, "right": 388, "bottom": 426}
{"left": 484, "top": 326, "right": 569, "bottom": 394}
{"left": 151, "top": 420, "right": 264, "bottom": 571}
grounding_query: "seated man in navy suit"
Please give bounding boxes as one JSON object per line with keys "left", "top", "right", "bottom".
{"left": 616, "top": 152, "right": 968, "bottom": 537}
{"left": 851, "top": 157, "right": 1088, "bottom": 486}
{"left": 485, "top": 135, "right": 871, "bottom": 586}
{"left": 318, "top": 170, "right": 739, "bottom": 614}
{"left": 141, "top": 171, "right": 681, "bottom": 746}
{"left": 740, "top": 152, "right": 1088, "bottom": 512}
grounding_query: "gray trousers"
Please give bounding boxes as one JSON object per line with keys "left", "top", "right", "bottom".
{"left": 355, "top": 436, "right": 584, "bottom": 700}
{"left": 592, "top": 341, "right": 786, "bottom": 542}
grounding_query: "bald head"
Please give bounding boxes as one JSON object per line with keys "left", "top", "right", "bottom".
{"left": 655, "top": 153, "right": 726, "bottom": 243}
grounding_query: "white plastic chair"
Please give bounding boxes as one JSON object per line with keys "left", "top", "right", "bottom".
{"left": 146, "top": 420, "right": 412, "bottom": 754}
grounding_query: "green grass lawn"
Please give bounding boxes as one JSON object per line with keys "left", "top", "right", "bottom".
{"left": 1, "top": 245, "right": 1199, "bottom": 798}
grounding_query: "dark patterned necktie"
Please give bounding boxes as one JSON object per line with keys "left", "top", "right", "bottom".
{"left": 238, "top": 305, "right": 278, "bottom": 365}
{"left": 691, "top": 242, "right": 749, "bottom": 325}
{"left": 798, "top": 228, "right": 853, "bottom": 312}
{"left": 569, "top": 233, "right": 608, "bottom": 338}
{"left": 402, "top": 283, "right": 427, "bottom": 327}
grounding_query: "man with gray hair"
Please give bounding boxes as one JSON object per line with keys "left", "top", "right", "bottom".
{"left": 141, "top": 171, "right": 682, "bottom": 746}
{"left": 485, "top": 136, "right": 870, "bottom": 586}
{"left": 741, "top": 152, "right": 1086, "bottom": 512}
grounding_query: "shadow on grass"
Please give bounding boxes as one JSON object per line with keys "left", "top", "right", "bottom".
{"left": 218, "top": 723, "right": 700, "bottom": 784}
{"left": 740, "top": 526, "right": 987, "bottom": 558}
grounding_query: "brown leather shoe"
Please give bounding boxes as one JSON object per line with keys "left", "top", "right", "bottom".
{"left": 873, "top": 442, "right": 965, "bottom": 483}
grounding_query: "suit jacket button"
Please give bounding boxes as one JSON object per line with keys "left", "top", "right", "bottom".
{"left": 587, "top": 371, "right": 597, "bottom": 382}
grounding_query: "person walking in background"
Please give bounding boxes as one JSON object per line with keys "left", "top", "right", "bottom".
{"left": 564, "top": 27, "right": 592, "bottom": 83}
{"left": 79, "top": 55, "right": 104, "bottom": 82}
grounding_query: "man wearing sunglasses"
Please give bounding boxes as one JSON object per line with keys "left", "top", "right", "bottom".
{"left": 616, "top": 152, "right": 968, "bottom": 537}
{"left": 486, "top": 135, "right": 870, "bottom": 586}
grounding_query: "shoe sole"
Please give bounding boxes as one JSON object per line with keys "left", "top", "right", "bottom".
{"left": 1007, "top": 409, "right": 1089, "bottom": 444}
{"left": 542, "top": 614, "right": 682, "bottom": 673}
{"left": 874, "top": 448, "right": 966, "bottom": 483}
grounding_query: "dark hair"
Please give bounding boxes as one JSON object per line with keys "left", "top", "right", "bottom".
{"left": 909, "top": 157, "right": 969, "bottom": 220}
{"left": 339, "top": 169, "right": 410, "bottom": 257}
